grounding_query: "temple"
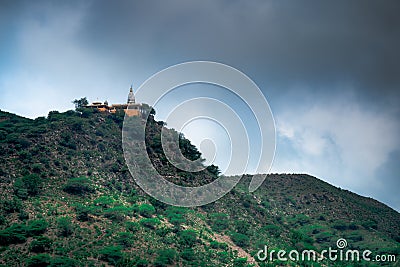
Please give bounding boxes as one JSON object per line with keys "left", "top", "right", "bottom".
{"left": 84, "top": 86, "right": 142, "bottom": 116}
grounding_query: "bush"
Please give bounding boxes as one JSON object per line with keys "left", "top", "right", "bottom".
{"left": 56, "top": 217, "right": 73, "bottom": 237}
{"left": 0, "top": 219, "right": 48, "bottom": 245}
{"left": 75, "top": 204, "right": 90, "bottom": 222}
{"left": 154, "top": 249, "right": 176, "bottom": 267}
{"left": 94, "top": 196, "right": 115, "bottom": 208}
{"left": 165, "top": 206, "right": 187, "bottom": 227}
{"left": 332, "top": 220, "right": 348, "bottom": 231}
{"left": 210, "top": 241, "right": 228, "bottom": 250}
{"left": 104, "top": 206, "right": 133, "bottom": 222}
{"left": 63, "top": 177, "right": 94, "bottom": 196}
{"left": 14, "top": 174, "right": 42, "bottom": 198}
{"left": 361, "top": 219, "right": 378, "bottom": 230}
{"left": 290, "top": 230, "right": 313, "bottom": 245}
{"left": 179, "top": 229, "right": 197, "bottom": 247}
{"left": 235, "top": 220, "right": 250, "bottom": 235}
{"left": 19, "top": 209, "right": 29, "bottom": 221}
{"left": 26, "top": 254, "right": 51, "bottom": 267}
{"left": 49, "top": 257, "right": 78, "bottom": 267}
{"left": 233, "top": 257, "right": 248, "bottom": 267}
{"left": 230, "top": 232, "right": 250, "bottom": 247}
{"left": 99, "top": 246, "right": 123, "bottom": 265}
{"left": 181, "top": 248, "right": 196, "bottom": 261}
{"left": 30, "top": 236, "right": 53, "bottom": 253}
{"left": 262, "top": 224, "right": 281, "bottom": 237}
{"left": 116, "top": 232, "right": 134, "bottom": 248}
{"left": 125, "top": 221, "right": 140, "bottom": 232}
{"left": 209, "top": 213, "right": 229, "bottom": 231}
{"left": 140, "top": 218, "right": 161, "bottom": 229}
{"left": 26, "top": 219, "right": 48, "bottom": 236}
{"left": 0, "top": 223, "right": 27, "bottom": 245}
{"left": 0, "top": 214, "right": 6, "bottom": 225}
{"left": 115, "top": 256, "right": 149, "bottom": 267}
{"left": 139, "top": 203, "right": 156, "bottom": 218}
{"left": 2, "top": 197, "right": 22, "bottom": 213}
{"left": 315, "top": 231, "right": 333, "bottom": 243}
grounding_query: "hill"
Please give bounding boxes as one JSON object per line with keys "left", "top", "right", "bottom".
{"left": 0, "top": 108, "right": 399, "bottom": 266}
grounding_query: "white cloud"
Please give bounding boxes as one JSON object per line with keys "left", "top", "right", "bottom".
{"left": 273, "top": 95, "right": 399, "bottom": 198}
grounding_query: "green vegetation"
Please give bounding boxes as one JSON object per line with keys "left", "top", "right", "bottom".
{"left": 63, "top": 176, "right": 94, "bottom": 195}
{"left": 0, "top": 108, "right": 399, "bottom": 266}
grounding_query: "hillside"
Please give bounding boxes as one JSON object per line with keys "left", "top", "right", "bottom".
{"left": 0, "top": 108, "right": 399, "bottom": 267}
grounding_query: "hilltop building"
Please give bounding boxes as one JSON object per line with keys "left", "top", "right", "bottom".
{"left": 84, "top": 86, "right": 142, "bottom": 117}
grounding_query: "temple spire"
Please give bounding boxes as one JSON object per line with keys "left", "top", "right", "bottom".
{"left": 127, "top": 85, "right": 135, "bottom": 104}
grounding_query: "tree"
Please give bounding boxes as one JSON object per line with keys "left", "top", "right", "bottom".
{"left": 72, "top": 97, "right": 88, "bottom": 109}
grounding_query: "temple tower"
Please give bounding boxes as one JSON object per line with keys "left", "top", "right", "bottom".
{"left": 127, "top": 85, "right": 135, "bottom": 104}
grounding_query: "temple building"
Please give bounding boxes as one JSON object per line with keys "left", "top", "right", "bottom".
{"left": 84, "top": 86, "right": 142, "bottom": 117}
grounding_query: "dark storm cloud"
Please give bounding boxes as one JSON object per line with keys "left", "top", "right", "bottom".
{"left": 74, "top": 0, "right": 400, "bottom": 101}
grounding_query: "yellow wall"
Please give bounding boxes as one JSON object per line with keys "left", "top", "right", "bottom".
{"left": 124, "top": 109, "right": 140, "bottom": 117}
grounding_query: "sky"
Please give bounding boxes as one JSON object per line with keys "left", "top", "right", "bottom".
{"left": 0, "top": 0, "right": 399, "bottom": 211}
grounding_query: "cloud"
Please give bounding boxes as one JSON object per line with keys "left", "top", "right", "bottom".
{"left": 273, "top": 93, "right": 400, "bottom": 210}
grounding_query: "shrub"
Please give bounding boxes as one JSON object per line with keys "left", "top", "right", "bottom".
{"left": 233, "top": 257, "right": 248, "bottom": 267}
{"left": 139, "top": 203, "right": 155, "bottom": 218}
{"left": 31, "top": 163, "right": 44, "bottom": 174}
{"left": 165, "top": 206, "right": 187, "bottom": 227}
{"left": 115, "top": 256, "right": 149, "bottom": 267}
{"left": 94, "top": 196, "right": 115, "bottom": 208}
{"left": 140, "top": 218, "right": 161, "bottom": 229}
{"left": 209, "top": 213, "right": 229, "bottom": 231}
{"left": 19, "top": 209, "right": 29, "bottom": 221}
{"left": 26, "top": 254, "right": 51, "bottom": 267}
{"left": 181, "top": 248, "right": 196, "bottom": 261}
{"left": 179, "top": 229, "right": 197, "bottom": 247}
{"left": 75, "top": 204, "right": 91, "bottom": 222}
{"left": 315, "top": 231, "right": 333, "bottom": 243}
{"left": 361, "top": 219, "right": 378, "bottom": 230}
{"left": 332, "top": 220, "right": 348, "bottom": 231}
{"left": 0, "top": 214, "right": 6, "bottom": 225}
{"left": 56, "top": 217, "right": 73, "bottom": 237}
{"left": 154, "top": 249, "right": 176, "bottom": 267}
{"left": 230, "top": 232, "right": 250, "bottom": 247}
{"left": 2, "top": 197, "right": 22, "bottom": 213}
{"left": 210, "top": 241, "right": 228, "bottom": 250}
{"left": 49, "top": 257, "right": 78, "bottom": 266}
{"left": 345, "top": 231, "right": 363, "bottom": 242}
{"left": 14, "top": 174, "right": 42, "bottom": 198}
{"left": 104, "top": 206, "right": 133, "bottom": 222}
{"left": 26, "top": 219, "right": 48, "bottom": 236}
{"left": 262, "top": 224, "right": 282, "bottom": 237}
{"left": 99, "top": 246, "right": 123, "bottom": 265}
{"left": 63, "top": 177, "right": 94, "bottom": 196}
{"left": 116, "top": 232, "right": 134, "bottom": 248}
{"left": 0, "top": 223, "right": 27, "bottom": 245}
{"left": 290, "top": 230, "right": 313, "bottom": 245}
{"left": 125, "top": 221, "right": 140, "bottom": 232}
{"left": 30, "top": 236, "right": 53, "bottom": 253}
{"left": 235, "top": 220, "right": 250, "bottom": 235}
